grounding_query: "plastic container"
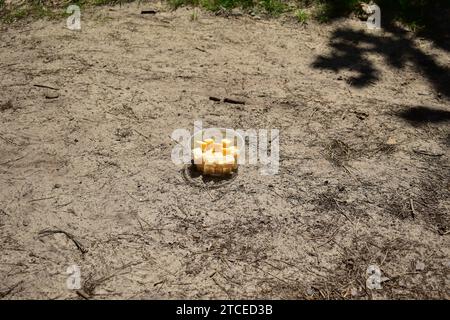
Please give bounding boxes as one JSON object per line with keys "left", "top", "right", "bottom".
{"left": 190, "top": 128, "right": 244, "bottom": 176}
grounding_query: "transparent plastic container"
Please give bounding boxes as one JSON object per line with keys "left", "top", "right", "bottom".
{"left": 190, "top": 128, "right": 244, "bottom": 176}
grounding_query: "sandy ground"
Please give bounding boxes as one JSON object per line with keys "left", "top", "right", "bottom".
{"left": 0, "top": 2, "right": 449, "bottom": 299}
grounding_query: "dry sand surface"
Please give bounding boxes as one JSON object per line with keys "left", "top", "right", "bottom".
{"left": 0, "top": 3, "right": 449, "bottom": 299}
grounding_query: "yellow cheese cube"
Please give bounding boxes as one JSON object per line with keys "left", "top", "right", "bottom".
{"left": 222, "top": 139, "right": 232, "bottom": 148}
{"left": 203, "top": 139, "right": 214, "bottom": 151}
{"left": 192, "top": 136, "right": 238, "bottom": 175}
{"left": 195, "top": 140, "right": 207, "bottom": 151}
{"left": 222, "top": 148, "right": 231, "bottom": 156}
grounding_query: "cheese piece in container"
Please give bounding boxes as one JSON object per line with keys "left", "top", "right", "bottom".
{"left": 222, "top": 147, "right": 233, "bottom": 156}
{"left": 222, "top": 139, "right": 232, "bottom": 148}
{"left": 195, "top": 141, "right": 207, "bottom": 152}
{"left": 190, "top": 130, "right": 243, "bottom": 176}
{"left": 200, "top": 139, "right": 212, "bottom": 152}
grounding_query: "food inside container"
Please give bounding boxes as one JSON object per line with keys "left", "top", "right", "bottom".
{"left": 191, "top": 129, "right": 241, "bottom": 176}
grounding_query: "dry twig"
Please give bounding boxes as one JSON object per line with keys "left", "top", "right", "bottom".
{"left": 38, "top": 229, "right": 88, "bottom": 254}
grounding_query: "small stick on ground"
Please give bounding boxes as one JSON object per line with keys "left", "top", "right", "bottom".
{"left": 209, "top": 96, "right": 246, "bottom": 105}
{"left": 56, "top": 200, "right": 73, "bottom": 208}
{"left": 136, "top": 215, "right": 145, "bottom": 231}
{"left": 410, "top": 198, "right": 416, "bottom": 219}
{"left": 0, "top": 281, "right": 23, "bottom": 298}
{"left": 29, "top": 196, "right": 55, "bottom": 203}
{"left": 334, "top": 199, "right": 354, "bottom": 225}
{"left": 0, "top": 153, "right": 28, "bottom": 166}
{"left": 33, "top": 84, "right": 59, "bottom": 90}
{"left": 133, "top": 129, "right": 151, "bottom": 141}
{"left": 169, "top": 134, "right": 183, "bottom": 146}
{"left": 38, "top": 229, "right": 88, "bottom": 254}
{"left": 0, "top": 63, "right": 18, "bottom": 68}
{"left": 75, "top": 289, "right": 90, "bottom": 300}
{"left": 412, "top": 149, "right": 444, "bottom": 157}
{"left": 223, "top": 97, "right": 245, "bottom": 105}
{"left": 195, "top": 47, "right": 207, "bottom": 53}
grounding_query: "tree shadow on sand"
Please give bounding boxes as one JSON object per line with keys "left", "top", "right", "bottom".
{"left": 315, "top": 0, "right": 450, "bottom": 52}
{"left": 397, "top": 106, "right": 450, "bottom": 126}
{"left": 312, "top": 26, "right": 450, "bottom": 98}
{"left": 311, "top": 4, "right": 450, "bottom": 98}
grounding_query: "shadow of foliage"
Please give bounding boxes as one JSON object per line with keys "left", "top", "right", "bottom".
{"left": 316, "top": 0, "right": 449, "bottom": 38}
{"left": 311, "top": 24, "right": 450, "bottom": 98}
{"left": 397, "top": 106, "right": 450, "bottom": 126}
